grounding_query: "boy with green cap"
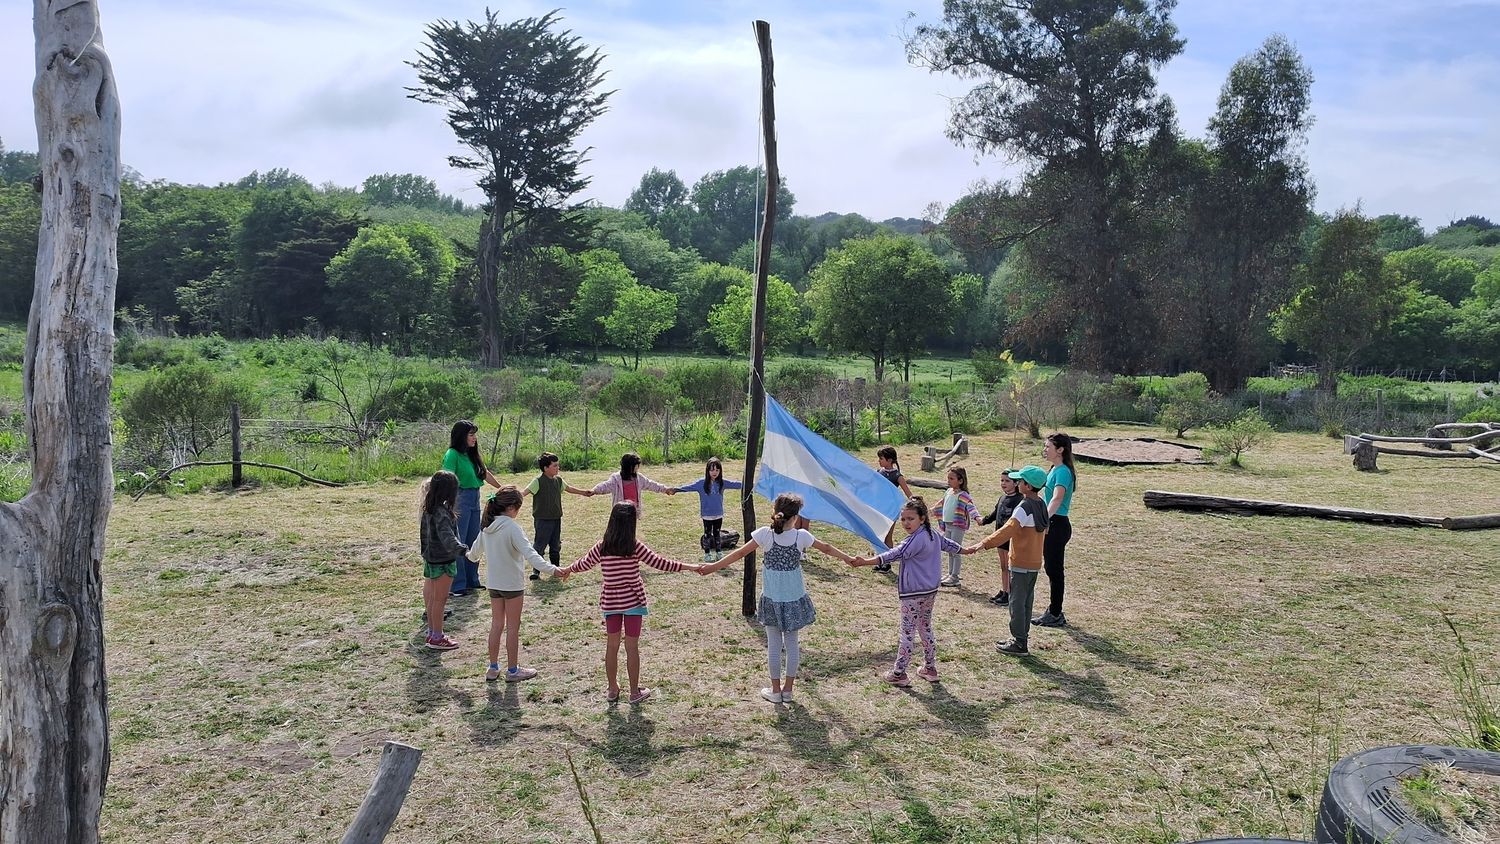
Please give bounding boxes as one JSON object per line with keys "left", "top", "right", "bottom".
{"left": 964, "top": 465, "right": 1049, "bottom": 655}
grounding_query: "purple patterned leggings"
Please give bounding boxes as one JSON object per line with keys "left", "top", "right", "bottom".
{"left": 894, "top": 594, "right": 937, "bottom": 674}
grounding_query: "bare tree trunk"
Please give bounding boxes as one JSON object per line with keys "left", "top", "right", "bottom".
{"left": 476, "top": 215, "right": 504, "bottom": 368}
{"left": 1, "top": 3, "right": 119, "bottom": 842}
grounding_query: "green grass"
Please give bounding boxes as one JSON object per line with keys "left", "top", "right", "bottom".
{"left": 97, "top": 426, "right": 1500, "bottom": 842}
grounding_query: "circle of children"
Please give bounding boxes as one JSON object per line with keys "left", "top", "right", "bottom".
{"left": 419, "top": 421, "right": 1077, "bottom": 706}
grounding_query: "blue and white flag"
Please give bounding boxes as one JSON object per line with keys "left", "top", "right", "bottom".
{"left": 754, "top": 394, "right": 907, "bottom": 552}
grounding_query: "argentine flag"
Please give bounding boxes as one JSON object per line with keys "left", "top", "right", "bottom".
{"left": 754, "top": 394, "right": 908, "bottom": 552}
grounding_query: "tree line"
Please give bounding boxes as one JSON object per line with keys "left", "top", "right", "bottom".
{"left": 2, "top": 3, "right": 1498, "bottom": 394}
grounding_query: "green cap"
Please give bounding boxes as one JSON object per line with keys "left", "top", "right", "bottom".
{"left": 1007, "top": 465, "right": 1048, "bottom": 491}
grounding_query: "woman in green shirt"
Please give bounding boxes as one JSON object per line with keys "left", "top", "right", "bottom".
{"left": 443, "top": 420, "right": 502, "bottom": 595}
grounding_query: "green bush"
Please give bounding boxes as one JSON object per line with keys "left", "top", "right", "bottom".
{"left": 514, "top": 376, "right": 580, "bottom": 419}
{"left": 1460, "top": 397, "right": 1500, "bottom": 423}
{"left": 115, "top": 334, "right": 199, "bottom": 369}
{"left": 674, "top": 413, "right": 743, "bottom": 461}
{"left": 120, "top": 361, "right": 262, "bottom": 463}
{"left": 1206, "top": 409, "right": 1274, "bottom": 467}
{"left": 970, "top": 348, "right": 1011, "bottom": 384}
{"left": 669, "top": 361, "right": 749, "bottom": 414}
{"left": 0, "top": 332, "right": 23, "bottom": 367}
{"left": 595, "top": 370, "right": 680, "bottom": 425}
{"left": 768, "top": 360, "right": 838, "bottom": 394}
{"left": 363, "top": 374, "right": 481, "bottom": 422}
{"left": 1155, "top": 373, "right": 1229, "bottom": 437}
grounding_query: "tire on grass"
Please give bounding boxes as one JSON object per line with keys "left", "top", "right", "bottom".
{"left": 1316, "top": 744, "right": 1500, "bottom": 844}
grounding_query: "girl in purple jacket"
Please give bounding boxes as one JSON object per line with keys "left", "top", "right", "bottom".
{"left": 850, "top": 496, "right": 963, "bottom": 687}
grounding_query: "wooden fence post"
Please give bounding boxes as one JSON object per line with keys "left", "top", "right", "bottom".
{"left": 230, "top": 402, "right": 243, "bottom": 489}
{"left": 663, "top": 408, "right": 671, "bottom": 464}
{"left": 340, "top": 741, "right": 423, "bottom": 844}
{"left": 944, "top": 398, "right": 953, "bottom": 437}
{"left": 488, "top": 416, "right": 504, "bottom": 468}
{"left": 849, "top": 403, "right": 856, "bottom": 447}
{"left": 511, "top": 417, "right": 522, "bottom": 471}
{"left": 905, "top": 396, "right": 913, "bottom": 441}
{"left": 583, "top": 409, "right": 590, "bottom": 460}
{"left": 876, "top": 404, "right": 882, "bottom": 444}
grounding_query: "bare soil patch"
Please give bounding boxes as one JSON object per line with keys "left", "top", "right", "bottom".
{"left": 1072, "top": 436, "right": 1206, "bottom": 465}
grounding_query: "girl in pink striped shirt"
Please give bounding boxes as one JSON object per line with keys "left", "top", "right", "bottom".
{"left": 558, "top": 502, "right": 705, "bottom": 704}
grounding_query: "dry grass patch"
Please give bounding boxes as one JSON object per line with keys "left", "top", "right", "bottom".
{"left": 101, "top": 427, "right": 1500, "bottom": 843}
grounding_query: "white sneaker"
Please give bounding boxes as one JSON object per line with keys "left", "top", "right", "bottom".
{"left": 940, "top": 576, "right": 960, "bottom": 587}
{"left": 760, "top": 688, "right": 783, "bottom": 704}
{"left": 780, "top": 689, "right": 794, "bottom": 703}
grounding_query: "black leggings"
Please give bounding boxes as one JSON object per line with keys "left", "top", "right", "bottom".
{"left": 1043, "top": 515, "right": 1072, "bottom": 616}
{"left": 703, "top": 518, "right": 723, "bottom": 547}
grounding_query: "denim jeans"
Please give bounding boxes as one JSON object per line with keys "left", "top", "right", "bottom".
{"left": 452, "top": 487, "right": 481, "bottom": 593}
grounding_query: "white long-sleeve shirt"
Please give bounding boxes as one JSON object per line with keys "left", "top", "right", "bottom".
{"left": 466, "top": 514, "right": 559, "bottom": 591}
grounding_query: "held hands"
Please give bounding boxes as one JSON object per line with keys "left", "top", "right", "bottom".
{"left": 960, "top": 545, "right": 981, "bottom": 556}
{"left": 665, "top": 488, "right": 677, "bottom": 495}
{"left": 848, "top": 555, "right": 872, "bottom": 568}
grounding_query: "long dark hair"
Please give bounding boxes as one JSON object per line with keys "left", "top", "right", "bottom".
{"left": 600, "top": 502, "right": 639, "bottom": 557}
{"left": 421, "top": 470, "right": 459, "bottom": 517}
{"left": 449, "top": 420, "right": 485, "bottom": 479}
{"left": 1047, "top": 432, "right": 1078, "bottom": 490}
{"left": 704, "top": 456, "right": 725, "bottom": 494}
{"left": 770, "top": 493, "right": 804, "bottom": 534}
{"left": 948, "top": 466, "right": 969, "bottom": 493}
{"left": 619, "top": 452, "right": 641, "bottom": 481}
{"left": 904, "top": 495, "right": 934, "bottom": 537}
{"left": 481, "top": 484, "right": 524, "bottom": 528}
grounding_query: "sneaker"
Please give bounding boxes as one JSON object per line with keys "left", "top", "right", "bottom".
{"left": 760, "top": 688, "right": 783, "bottom": 704}
{"left": 996, "top": 638, "right": 1030, "bottom": 656}
{"left": 703, "top": 551, "right": 713, "bottom": 563}
{"left": 990, "top": 591, "right": 1009, "bottom": 606}
{"left": 780, "top": 689, "right": 794, "bottom": 703}
{"left": 628, "top": 687, "right": 653, "bottom": 705}
{"left": 449, "top": 589, "right": 469, "bottom": 598}
{"left": 873, "top": 562, "right": 892, "bottom": 573}
{"left": 915, "top": 666, "right": 940, "bottom": 683}
{"left": 506, "top": 666, "right": 538, "bottom": 682}
{"left": 712, "top": 550, "right": 723, "bottom": 562}
{"left": 1032, "top": 611, "right": 1067, "bottom": 627}
{"left": 529, "top": 571, "right": 540, "bottom": 581}
{"left": 881, "top": 670, "right": 911, "bottom": 687}
{"left": 425, "top": 635, "right": 459, "bottom": 651}
{"left": 940, "top": 577, "right": 959, "bottom": 587}
{"left": 485, "top": 665, "right": 502, "bottom": 681}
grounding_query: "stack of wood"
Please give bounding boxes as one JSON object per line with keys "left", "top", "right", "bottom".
{"left": 1344, "top": 422, "right": 1500, "bottom": 471}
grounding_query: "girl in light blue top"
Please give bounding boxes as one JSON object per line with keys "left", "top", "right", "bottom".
{"left": 1036, "top": 432, "right": 1078, "bottom": 628}
{"left": 676, "top": 457, "right": 744, "bottom": 562}
{"left": 704, "top": 493, "right": 853, "bottom": 704}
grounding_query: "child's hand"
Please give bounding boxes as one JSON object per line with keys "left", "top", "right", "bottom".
{"left": 554, "top": 570, "right": 570, "bottom": 581}
{"left": 961, "top": 546, "right": 979, "bottom": 555}
{"left": 696, "top": 563, "right": 715, "bottom": 576}
{"left": 665, "top": 488, "right": 677, "bottom": 495}
{"left": 849, "top": 556, "right": 868, "bottom": 567}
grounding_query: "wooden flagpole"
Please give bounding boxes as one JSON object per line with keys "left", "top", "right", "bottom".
{"left": 741, "top": 20, "right": 778, "bottom": 617}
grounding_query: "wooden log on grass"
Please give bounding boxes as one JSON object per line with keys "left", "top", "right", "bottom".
{"left": 340, "top": 742, "right": 423, "bottom": 844}
{"left": 1142, "top": 490, "right": 1451, "bottom": 529}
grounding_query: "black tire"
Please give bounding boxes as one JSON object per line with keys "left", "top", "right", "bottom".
{"left": 1316, "top": 744, "right": 1500, "bottom": 844}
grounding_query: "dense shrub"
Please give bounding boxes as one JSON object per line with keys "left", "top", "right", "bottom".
{"left": 0, "top": 331, "right": 24, "bottom": 367}
{"left": 363, "top": 374, "right": 481, "bottom": 422}
{"left": 120, "top": 361, "right": 262, "bottom": 464}
{"left": 674, "top": 413, "right": 743, "bottom": 461}
{"left": 669, "top": 361, "right": 749, "bottom": 415}
{"left": 595, "top": 370, "right": 680, "bottom": 425}
{"left": 1155, "top": 373, "right": 1229, "bottom": 437}
{"left": 970, "top": 348, "right": 1011, "bottom": 384}
{"left": 479, "top": 369, "right": 524, "bottom": 409}
{"left": 114, "top": 334, "right": 200, "bottom": 369}
{"left": 1460, "top": 398, "right": 1500, "bottom": 423}
{"left": 514, "top": 376, "right": 580, "bottom": 419}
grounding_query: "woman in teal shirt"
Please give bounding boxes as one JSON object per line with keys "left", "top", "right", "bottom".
{"left": 443, "top": 420, "right": 501, "bottom": 595}
{"left": 1034, "top": 432, "right": 1076, "bottom": 628}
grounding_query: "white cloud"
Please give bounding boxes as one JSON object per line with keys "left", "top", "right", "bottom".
{"left": 1, "top": 0, "right": 1494, "bottom": 226}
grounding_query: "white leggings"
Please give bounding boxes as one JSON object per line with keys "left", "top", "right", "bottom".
{"left": 766, "top": 625, "right": 801, "bottom": 680}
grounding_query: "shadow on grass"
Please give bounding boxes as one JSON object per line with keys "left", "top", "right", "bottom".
{"left": 909, "top": 682, "right": 1015, "bottom": 734}
{"left": 602, "top": 706, "right": 658, "bottom": 777}
{"left": 525, "top": 575, "right": 569, "bottom": 605}
{"left": 1014, "top": 654, "right": 1124, "bottom": 714}
{"left": 463, "top": 680, "right": 522, "bottom": 748}
{"left": 1063, "top": 626, "right": 1163, "bottom": 675}
{"left": 403, "top": 644, "right": 473, "bottom": 715}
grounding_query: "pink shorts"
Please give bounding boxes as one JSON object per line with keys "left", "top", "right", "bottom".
{"left": 604, "top": 613, "right": 643, "bottom": 637}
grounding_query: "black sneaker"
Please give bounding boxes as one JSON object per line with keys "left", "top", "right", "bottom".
{"left": 990, "top": 591, "right": 1009, "bottom": 606}
{"left": 873, "top": 562, "right": 892, "bottom": 573}
{"left": 1031, "top": 611, "right": 1067, "bottom": 627}
{"left": 529, "top": 571, "right": 541, "bottom": 581}
{"left": 996, "top": 639, "right": 1029, "bottom": 656}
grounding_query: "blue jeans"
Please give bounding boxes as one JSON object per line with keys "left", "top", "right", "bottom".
{"left": 452, "top": 487, "right": 482, "bottom": 593}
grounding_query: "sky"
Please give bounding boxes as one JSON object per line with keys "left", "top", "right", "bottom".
{"left": 1, "top": 1, "right": 1496, "bottom": 231}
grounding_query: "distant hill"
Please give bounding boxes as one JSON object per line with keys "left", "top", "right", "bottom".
{"left": 805, "top": 211, "right": 931, "bottom": 236}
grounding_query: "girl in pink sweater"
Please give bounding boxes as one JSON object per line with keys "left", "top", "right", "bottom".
{"left": 558, "top": 502, "right": 704, "bottom": 704}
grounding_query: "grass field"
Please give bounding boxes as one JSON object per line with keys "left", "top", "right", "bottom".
{"left": 88, "top": 426, "right": 1500, "bottom": 842}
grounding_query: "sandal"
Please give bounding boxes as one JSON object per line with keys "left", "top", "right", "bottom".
{"left": 628, "top": 687, "right": 653, "bottom": 704}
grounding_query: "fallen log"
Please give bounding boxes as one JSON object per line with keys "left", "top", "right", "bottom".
{"left": 1355, "top": 427, "right": 1500, "bottom": 447}
{"left": 130, "top": 460, "right": 344, "bottom": 501}
{"left": 1141, "top": 490, "right": 1490, "bottom": 530}
{"left": 1470, "top": 447, "right": 1500, "bottom": 464}
{"left": 340, "top": 742, "right": 422, "bottom": 844}
{"left": 907, "top": 478, "right": 946, "bottom": 491}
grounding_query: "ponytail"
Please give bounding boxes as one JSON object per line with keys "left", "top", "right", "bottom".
{"left": 905, "top": 495, "right": 934, "bottom": 537}
{"left": 770, "top": 493, "right": 804, "bottom": 534}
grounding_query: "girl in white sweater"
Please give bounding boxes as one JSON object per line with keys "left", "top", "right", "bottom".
{"left": 466, "top": 485, "right": 565, "bottom": 681}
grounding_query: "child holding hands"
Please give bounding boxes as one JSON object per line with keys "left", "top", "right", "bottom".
{"left": 966, "top": 466, "right": 1049, "bottom": 656}
{"left": 557, "top": 502, "right": 704, "bottom": 704}
{"left": 937, "top": 467, "right": 980, "bottom": 588}
{"left": 466, "top": 485, "right": 565, "bottom": 682}
{"left": 677, "top": 456, "right": 744, "bottom": 562}
{"left": 704, "top": 493, "right": 853, "bottom": 703}
{"left": 850, "top": 496, "right": 963, "bottom": 686}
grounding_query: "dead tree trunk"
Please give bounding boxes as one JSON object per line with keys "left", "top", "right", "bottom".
{"left": 0, "top": 3, "right": 120, "bottom": 841}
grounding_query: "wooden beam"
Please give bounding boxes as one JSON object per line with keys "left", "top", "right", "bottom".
{"left": 340, "top": 742, "right": 423, "bottom": 844}
{"left": 1143, "top": 490, "right": 1452, "bottom": 529}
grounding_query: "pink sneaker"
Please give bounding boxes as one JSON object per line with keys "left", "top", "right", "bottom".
{"left": 628, "top": 687, "right": 653, "bottom": 704}
{"left": 916, "top": 666, "right": 940, "bottom": 684}
{"left": 881, "top": 670, "right": 911, "bottom": 687}
{"left": 425, "top": 635, "right": 458, "bottom": 651}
